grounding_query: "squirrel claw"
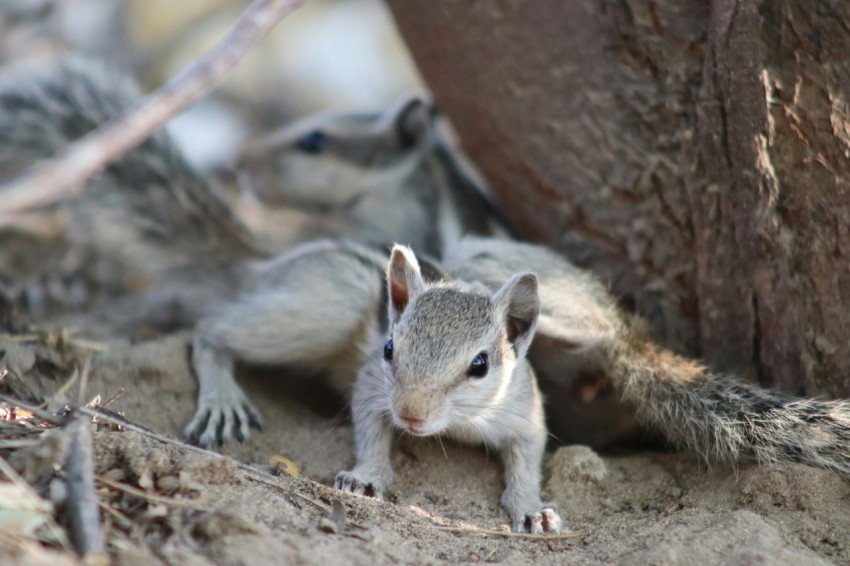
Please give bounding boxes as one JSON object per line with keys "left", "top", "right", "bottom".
{"left": 183, "top": 399, "right": 263, "bottom": 448}
{"left": 513, "top": 506, "right": 562, "bottom": 535}
{"left": 334, "top": 471, "right": 384, "bottom": 499}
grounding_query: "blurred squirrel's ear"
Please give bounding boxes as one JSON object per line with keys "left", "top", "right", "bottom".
{"left": 392, "top": 94, "right": 434, "bottom": 149}
{"left": 492, "top": 272, "right": 539, "bottom": 358}
{"left": 387, "top": 244, "right": 425, "bottom": 326}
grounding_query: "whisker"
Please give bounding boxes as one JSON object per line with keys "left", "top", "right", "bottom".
{"left": 436, "top": 434, "right": 448, "bottom": 460}
{"left": 451, "top": 401, "right": 548, "bottom": 434}
{"left": 352, "top": 393, "right": 390, "bottom": 421}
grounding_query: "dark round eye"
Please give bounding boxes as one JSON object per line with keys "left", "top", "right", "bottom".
{"left": 296, "top": 130, "right": 328, "bottom": 154}
{"left": 467, "top": 353, "right": 488, "bottom": 378}
{"left": 383, "top": 338, "right": 393, "bottom": 361}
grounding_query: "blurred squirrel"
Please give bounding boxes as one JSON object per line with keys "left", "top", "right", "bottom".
{"left": 236, "top": 94, "right": 511, "bottom": 251}
{"left": 0, "top": 57, "right": 506, "bottom": 326}
{"left": 5, "top": 58, "right": 850, "bottom": 530}
{"left": 0, "top": 58, "right": 257, "bottom": 326}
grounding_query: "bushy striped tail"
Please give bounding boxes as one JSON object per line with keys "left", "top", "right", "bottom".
{"left": 610, "top": 338, "right": 850, "bottom": 475}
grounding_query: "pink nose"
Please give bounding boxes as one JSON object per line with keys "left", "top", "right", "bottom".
{"left": 399, "top": 413, "right": 424, "bottom": 428}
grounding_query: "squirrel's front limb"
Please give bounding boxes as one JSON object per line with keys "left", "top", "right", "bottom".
{"left": 184, "top": 335, "right": 262, "bottom": 448}
{"left": 499, "top": 434, "right": 562, "bottom": 534}
{"left": 335, "top": 365, "right": 394, "bottom": 498}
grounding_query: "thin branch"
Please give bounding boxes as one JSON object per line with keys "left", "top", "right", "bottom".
{"left": 0, "top": 392, "right": 290, "bottom": 490}
{"left": 75, "top": 406, "right": 281, "bottom": 483}
{"left": 76, "top": 356, "right": 92, "bottom": 407}
{"left": 0, "top": 393, "right": 66, "bottom": 425}
{"left": 63, "top": 413, "right": 106, "bottom": 558}
{"left": 430, "top": 524, "right": 576, "bottom": 540}
{"left": 96, "top": 476, "right": 209, "bottom": 508}
{"left": 0, "top": 0, "right": 308, "bottom": 220}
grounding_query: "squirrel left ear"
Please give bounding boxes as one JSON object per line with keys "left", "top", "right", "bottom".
{"left": 387, "top": 244, "right": 426, "bottom": 326}
{"left": 492, "top": 272, "right": 540, "bottom": 358}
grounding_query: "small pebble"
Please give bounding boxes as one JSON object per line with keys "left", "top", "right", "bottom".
{"left": 318, "top": 517, "right": 338, "bottom": 534}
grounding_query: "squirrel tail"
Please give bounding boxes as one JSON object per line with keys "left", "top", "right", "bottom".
{"left": 0, "top": 57, "right": 259, "bottom": 273}
{"left": 610, "top": 337, "right": 850, "bottom": 475}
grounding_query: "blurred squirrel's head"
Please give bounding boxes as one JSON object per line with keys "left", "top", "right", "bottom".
{"left": 237, "top": 95, "right": 436, "bottom": 211}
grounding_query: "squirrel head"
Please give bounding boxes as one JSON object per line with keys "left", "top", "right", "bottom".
{"left": 237, "top": 94, "right": 436, "bottom": 210}
{"left": 382, "top": 244, "right": 539, "bottom": 437}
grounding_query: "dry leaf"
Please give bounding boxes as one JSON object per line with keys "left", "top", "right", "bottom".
{"left": 268, "top": 454, "right": 299, "bottom": 477}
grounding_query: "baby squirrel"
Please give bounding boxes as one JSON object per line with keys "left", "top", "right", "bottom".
{"left": 5, "top": 57, "right": 850, "bottom": 534}
{"left": 336, "top": 244, "right": 562, "bottom": 534}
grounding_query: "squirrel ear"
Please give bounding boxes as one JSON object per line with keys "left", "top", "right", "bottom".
{"left": 492, "top": 272, "right": 540, "bottom": 359}
{"left": 392, "top": 94, "right": 434, "bottom": 149}
{"left": 388, "top": 244, "right": 426, "bottom": 325}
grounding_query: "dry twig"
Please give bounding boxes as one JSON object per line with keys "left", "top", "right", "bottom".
{"left": 75, "top": 406, "right": 283, "bottom": 484}
{"left": 76, "top": 356, "right": 92, "bottom": 407}
{"left": 1, "top": 392, "right": 293, "bottom": 499}
{"left": 45, "top": 364, "right": 81, "bottom": 408}
{"left": 430, "top": 524, "right": 576, "bottom": 540}
{"left": 96, "top": 476, "right": 208, "bottom": 508}
{"left": 408, "top": 503, "right": 576, "bottom": 540}
{"left": 0, "top": 393, "right": 66, "bottom": 426}
{"left": 63, "top": 414, "right": 106, "bottom": 558}
{"left": 0, "top": 0, "right": 308, "bottom": 219}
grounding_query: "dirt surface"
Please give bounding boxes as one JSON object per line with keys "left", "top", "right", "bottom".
{"left": 1, "top": 328, "right": 849, "bottom": 565}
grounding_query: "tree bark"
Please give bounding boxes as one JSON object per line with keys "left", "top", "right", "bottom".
{"left": 387, "top": 0, "right": 850, "bottom": 398}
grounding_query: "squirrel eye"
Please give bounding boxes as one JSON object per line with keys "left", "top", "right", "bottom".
{"left": 467, "top": 353, "right": 488, "bottom": 378}
{"left": 296, "top": 130, "right": 328, "bottom": 154}
{"left": 383, "top": 338, "right": 393, "bottom": 361}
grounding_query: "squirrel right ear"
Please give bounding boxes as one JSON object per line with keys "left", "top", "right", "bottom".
{"left": 388, "top": 245, "right": 426, "bottom": 325}
{"left": 492, "top": 272, "right": 540, "bottom": 359}
{"left": 392, "top": 95, "right": 434, "bottom": 150}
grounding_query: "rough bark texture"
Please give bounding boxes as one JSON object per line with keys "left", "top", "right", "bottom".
{"left": 387, "top": 0, "right": 850, "bottom": 397}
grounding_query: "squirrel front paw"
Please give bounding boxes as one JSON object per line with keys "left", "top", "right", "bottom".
{"left": 334, "top": 471, "right": 385, "bottom": 499}
{"left": 512, "top": 506, "right": 563, "bottom": 535}
{"left": 183, "top": 388, "right": 263, "bottom": 448}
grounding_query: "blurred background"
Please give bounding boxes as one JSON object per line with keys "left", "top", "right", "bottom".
{"left": 0, "top": 0, "right": 423, "bottom": 172}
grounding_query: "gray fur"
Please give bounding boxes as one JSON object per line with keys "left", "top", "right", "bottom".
{"left": 236, "top": 95, "right": 507, "bottom": 257}
{"left": 444, "top": 237, "right": 637, "bottom": 447}
{"left": 448, "top": 237, "right": 850, "bottom": 476}
{"left": 0, "top": 57, "right": 259, "bottom": 324}
{"left": 335, "top": 244, "right": 563, "bottom": 535}
{"left": 0, "top": 57, "right": 259, "bottom": 271}
{"left": 610, "top": 339, "right": 850, "bottom": 475}
{"left": 185, "top": 240, "right": 388, "bottom": 446}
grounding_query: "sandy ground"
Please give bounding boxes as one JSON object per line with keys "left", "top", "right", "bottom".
{"left": 1, "top": 328, "right": 849, "bottom": 566}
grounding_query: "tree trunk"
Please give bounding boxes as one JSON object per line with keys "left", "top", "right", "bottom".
{"left": 387, "top": 0, "right": 850, "bottom": 398}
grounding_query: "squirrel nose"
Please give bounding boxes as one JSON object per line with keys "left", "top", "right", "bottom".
{"left": 399, "top": 413, "right": 425, "bottom": 427}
